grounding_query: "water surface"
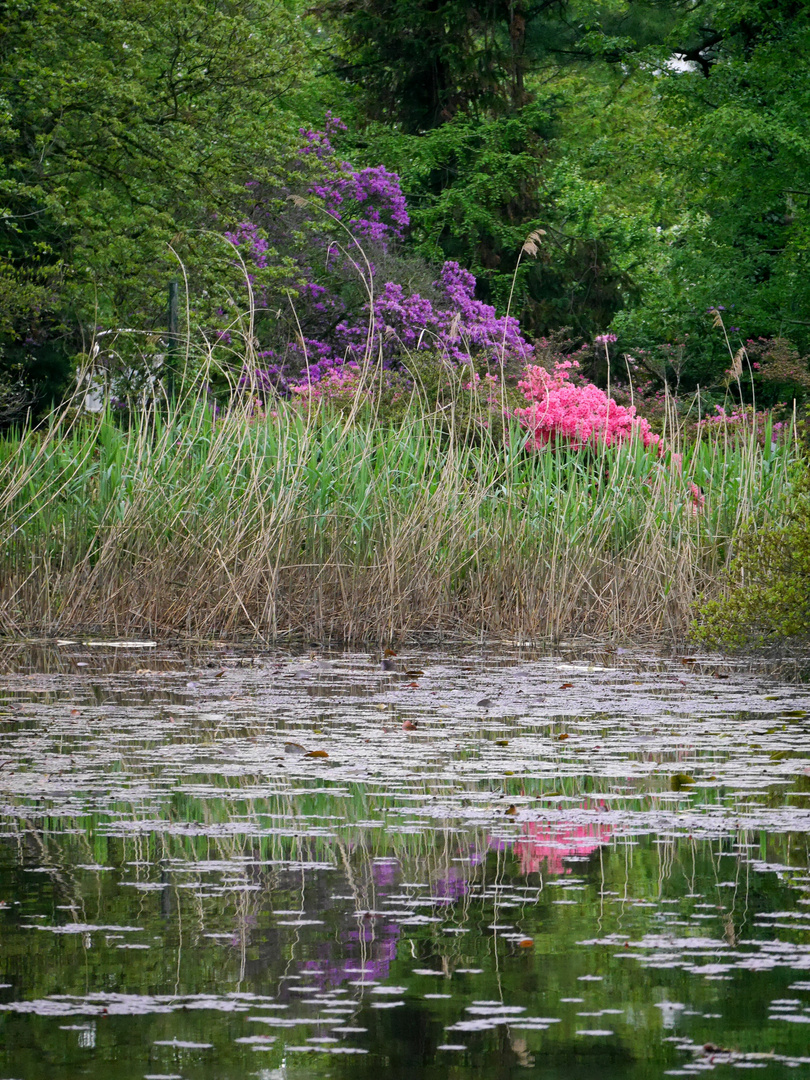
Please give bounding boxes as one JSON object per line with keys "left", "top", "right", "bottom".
{"left": 1, "top": 641, "right": 810, "bottom": 1079}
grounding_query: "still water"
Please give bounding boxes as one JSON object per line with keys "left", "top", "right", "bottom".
{"left": 1, "top": 641, "right": 810, "bottom": 1079}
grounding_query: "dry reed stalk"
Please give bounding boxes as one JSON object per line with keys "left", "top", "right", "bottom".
{"left": 0, "top": 328, "right": 795, "bottom": 643}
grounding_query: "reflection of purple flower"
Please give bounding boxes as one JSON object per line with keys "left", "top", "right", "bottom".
{"left": 296, "top": 921, "right": 401, "bottom": 992}
{"left": 372, "top": 858, "right": 400, "bottom": 888}
{"left": 432, "top": 866, "right": 469, "bottom": 902}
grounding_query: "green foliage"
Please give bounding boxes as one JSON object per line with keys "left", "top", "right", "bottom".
{"left": 694, "top": 460, "right": 810, "bottom": 651}
{"left": 611, "top": 1, "right": 810, "bottom": 367}
{"left": 317, "top": 1, "right": 648, "bottom": 339}
{"left": 364, "top": 100, "right": 634, "bottom": 338}
{"left": 0, "top": 0, "right": 308, "bottom": 411}
{"left": 5, "top": 0, "right": 810, "bottom": 415}
{"left": 314, "top": 0, "right": 585, "bottom": 133}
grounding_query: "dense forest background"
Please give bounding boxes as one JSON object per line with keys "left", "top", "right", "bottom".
{"left": 2, "top": 0, "right": 809, "bottom": 422}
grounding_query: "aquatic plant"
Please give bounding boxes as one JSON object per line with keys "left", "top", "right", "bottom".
{"left": 0, "top": 352, "right": 793, "bottom": 642}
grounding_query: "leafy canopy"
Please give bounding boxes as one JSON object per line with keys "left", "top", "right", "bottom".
{"left": 0, "top": 0, "right": 307, "bottom": 407}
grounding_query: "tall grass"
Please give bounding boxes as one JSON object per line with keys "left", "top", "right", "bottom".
{"left": 0, "top": 359, "right": 794, "bottom": 643}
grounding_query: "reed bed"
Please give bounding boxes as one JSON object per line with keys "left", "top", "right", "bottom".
{"left": 0, "top": 367, "right": 794, "bottom": 643}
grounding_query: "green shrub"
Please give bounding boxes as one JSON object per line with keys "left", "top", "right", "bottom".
{"left": 693, "top": 462, "right": 810, "bottom": 651}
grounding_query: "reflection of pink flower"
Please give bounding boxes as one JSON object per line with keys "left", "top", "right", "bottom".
{"left": 512, "top": 822, "right": 612, "bottom": 876}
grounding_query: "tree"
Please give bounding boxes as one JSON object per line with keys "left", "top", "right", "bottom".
{"left": 603, "top": 1, "right": 810, "bottom": 380}
{"left": 315, "top": 0, "right": 643, "bottom": 338}
{"left": 0, "top": 0, "right": 308, "bottom": 414}
{"left": 314, "top": 0, "right": 576, "bottom": 133}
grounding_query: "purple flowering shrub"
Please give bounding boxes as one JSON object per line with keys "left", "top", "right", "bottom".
{"left": 300, "top": 114, "right": 409, "bottom": 246}
{"left": 221, "top": 115, "right": 537, "bottom": 406}
{"left": 220, "top": 116, "right": 701, "bottom": 459}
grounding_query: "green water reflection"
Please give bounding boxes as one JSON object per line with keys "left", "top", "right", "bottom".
{"left": 1, "top": 643, "right": 810, "bottom": 1078}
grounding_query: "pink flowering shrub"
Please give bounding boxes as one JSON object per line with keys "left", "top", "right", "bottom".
{"left": 515, "top": 360, "right": 662, "bottom": 452}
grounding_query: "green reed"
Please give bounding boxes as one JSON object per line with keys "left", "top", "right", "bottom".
{"left": 0, "top": 380, "right": 794, "bottom": 642}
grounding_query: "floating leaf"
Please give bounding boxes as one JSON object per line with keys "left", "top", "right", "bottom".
{"left": 305, "top": 749, "right": 329, "bottom": 758}
{"left": 669, "top": 772, "right": 695, "bottom": 791}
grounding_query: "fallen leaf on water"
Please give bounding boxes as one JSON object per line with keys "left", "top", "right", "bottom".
{"left": 670, "top": 772, "right": 695, "bottom": 791}
{"left": 70, "top": 709, "right": 80, "bottom": 716}
{"left": 405, "top": 670, "right": 424, "bottom": 677}
{"left": 518, "top": 938, "right": 533, "bottom": 949}
{"left": 407, "top": 682, "right": 419, "bottom": 688}
{"left": 402, "top": 719, "right": 418, "bottom": 731}
{"left": 305, "top": 749, "right": 329, "bottom": 758}
{"left": 495, "top": 740, "right": 509, "bottom": 747}
{"left": 384, "top": 648, "right": 397, "bottom": 658}
{"left": 560, "top": 682, "right": 574, "bottom": 690}
{"left": 505, "top": 805, "right": 517, "bottom": 816}
{"left": 558, "top": 733, "right": 569, "bottom": 741}
{"left": 214, "top": 669, "right": 226, "bottom": 678}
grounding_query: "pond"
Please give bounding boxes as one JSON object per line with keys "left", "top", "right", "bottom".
{"left": 1, "top": 641, "right": 810, "bottom": 1079}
